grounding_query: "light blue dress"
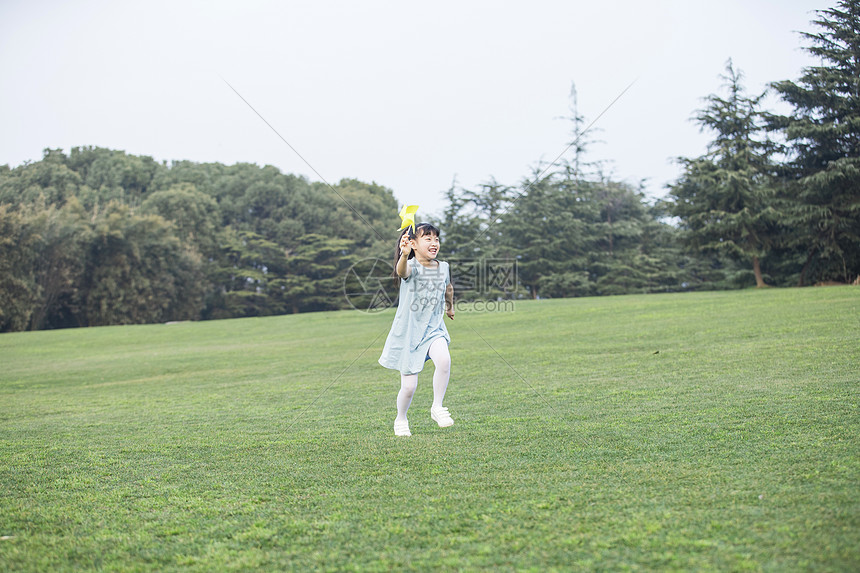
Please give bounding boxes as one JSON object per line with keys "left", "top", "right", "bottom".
{"left": 379, "top": 258, "right": 451, "bottom": 375}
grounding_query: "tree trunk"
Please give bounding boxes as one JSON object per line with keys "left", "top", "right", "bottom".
{"left": 798, "top": 249, "right": 815, "bottom": 287}
{"left": 753, "top": 256, "right": 768, "bottom": 288}
{"left": 607, "top": 211, "right": 613, "bottom": 256}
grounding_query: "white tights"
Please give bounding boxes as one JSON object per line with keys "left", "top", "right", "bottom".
{"left": 395, "top": 338, "right": 450, "bottom": 423}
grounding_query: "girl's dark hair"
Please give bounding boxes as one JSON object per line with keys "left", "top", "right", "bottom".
{"left": 391, "top": 222, "right": 440, "bottom": 284}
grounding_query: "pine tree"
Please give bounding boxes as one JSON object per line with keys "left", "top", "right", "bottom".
{"left": 768, "top": 0, "right": 860, "bottom": 284}
{"left": 669, "top": 61, "right": 778, "bottom": 288}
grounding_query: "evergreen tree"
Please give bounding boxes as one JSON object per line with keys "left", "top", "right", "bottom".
{"left": 280, "top": 233, "right": 353, "bottom": 314}
{"left": 209, "top": 229, "right": 290, "bottom": 319}
{"left": 438, "top": 179, "right": 513, "bottom": 257}
{"left": 668, "top": 61, "right": 778, "bottom": 288}
{"left": 504, "top": 174, "right": 601, "bottom": 298}
{"left": 768, "top": 0, "right": 860, "bottom": 284}
{"left": 558, "top": 81, "right": 608, "bottom": 182}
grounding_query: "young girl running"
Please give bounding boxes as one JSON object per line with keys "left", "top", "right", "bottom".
{"left": 378, "top": 223, "right": 455, "bottom": 436}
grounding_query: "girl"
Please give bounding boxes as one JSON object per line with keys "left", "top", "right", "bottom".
{"left": 378, "top": 223, "right": 455, "bottom": 436}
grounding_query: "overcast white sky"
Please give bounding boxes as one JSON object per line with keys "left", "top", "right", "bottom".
{"left": 0, "top": 0, "right": 833, "bottom": 216}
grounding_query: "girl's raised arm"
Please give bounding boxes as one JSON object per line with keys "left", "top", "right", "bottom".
{"left": 396, "top": 234, "right": 413, "bottom": 279}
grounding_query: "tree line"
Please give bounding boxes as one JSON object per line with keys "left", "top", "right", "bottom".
{"left": 1, "top": 1, "right": 857, "bottom": 332}
{"left": 441, "top": 2, "right": 860, "bottom": 299}
{"left": 0, "top": 151, "right": 398, "bottom": 331}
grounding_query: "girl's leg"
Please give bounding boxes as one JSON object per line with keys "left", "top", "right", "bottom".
{"left": 396, "top": 373, "right": 418, "bottom": 423}
{"left": 428, "top": 338, "right": 451, "bottom": 409}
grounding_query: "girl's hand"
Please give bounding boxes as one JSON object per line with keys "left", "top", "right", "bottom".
{"left": 399, "top": 233, "right": 413, "bottom": 257}
{"left": 446, "top": 307, "right": 455, "bottom": 320}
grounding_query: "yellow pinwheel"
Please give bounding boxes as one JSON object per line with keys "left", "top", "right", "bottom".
{"left": 397, "top": 204, "right": 419, "bottom": 234}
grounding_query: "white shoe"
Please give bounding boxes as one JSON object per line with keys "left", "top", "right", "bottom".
{"left": 394, "top": 419, "right": 411, "bottom": 436}
{"left": 431, "top": 406, "right": 454, "bottom": 428}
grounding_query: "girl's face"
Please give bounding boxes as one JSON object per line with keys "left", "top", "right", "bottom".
{"left": 411, "top": 230, "right": 440, "bottom": 261}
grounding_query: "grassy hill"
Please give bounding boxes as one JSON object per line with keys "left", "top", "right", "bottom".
{"left": 1, "top": 287, "right": 858, "bottom": 570}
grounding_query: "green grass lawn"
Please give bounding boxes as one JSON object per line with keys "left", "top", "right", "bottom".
{"left": 1, "top": 287, "right": 858, "bottom": 571}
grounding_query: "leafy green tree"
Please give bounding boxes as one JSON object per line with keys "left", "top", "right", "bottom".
{"left": 0, "top": 147, "right": 408, "bottom": 328}
{"left": 81, "top": 149, "right": 160, "bottom": 208}
{"left": 26, "top": 198, "right": 92, "bottom": 330}
{"left": 150, "top": 159, "right": 223, "bottom": 198}
{"left": 324, "top": 178, "right": 399, "bottom": 252}
{"left": 78, "top": 203, "right": 204, "bottom": 326}
{"left": 140, "top": 183, "right": 222, "bottom": 258}
{"left": 238, "top": 171, "right": 308, "bottom": 243}
{"left": 668, "top": 61, "right": 778, "bottom": 288}
{"left": 0, "top": 199, "right": 92, "bottom": 331}
{"left": 0, "top": 205, "right": 38, "bottom": 332}
{"left": 0, "top": 149, "right": 87, "bottom": 207}
{"left": 768, "top": 1, "right": 860, "bottom": 284}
